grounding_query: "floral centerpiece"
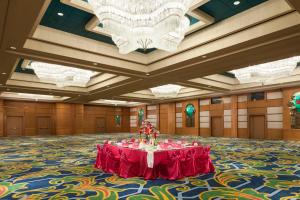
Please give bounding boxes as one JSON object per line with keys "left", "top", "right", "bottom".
{"left": 138, "top": 120, "right": 159, "bottom": 146}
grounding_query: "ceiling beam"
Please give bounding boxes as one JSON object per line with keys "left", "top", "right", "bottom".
{"left": 188, "top": 0, "right": 210, "bottom": 12}
{"left": 188, "top": 78, "right": 233, "bottom": 91}
{"left": 177, "top": 81, "right": 228, "bottom": 92}
{"left": 203, "top": 74, "right": 239, "bottom": 85}
{"left": 287, "top": 0, "right": 300, "bottom": 12}
{"left": 87, "top": 73, "right": 116, "bottom": 87}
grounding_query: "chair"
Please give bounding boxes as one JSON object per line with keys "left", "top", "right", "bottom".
{"left": 119, "top": 148, "right": 147, "bottom": 178}
{"left": 181, "top": 148, "right": 197, "bottom": 177}
{"left": 194, "top": 146, "right": 211, "bottom": 174}
{"left": 94, "top": 144, "right": 102, "bottom": 169}
{"left": 156, "top": 149, "right": 184, "bottom": 180}
{"left": 103, "top": 145, "right": 121, "bottom": 174}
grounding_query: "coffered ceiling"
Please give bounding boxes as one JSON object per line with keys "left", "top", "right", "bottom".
{"left": 0, "top": 0, "right": 300, "bottom": 106}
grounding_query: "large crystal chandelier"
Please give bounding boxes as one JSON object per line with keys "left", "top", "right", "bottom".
{"left": 28, "top": 62, "right": 96, "bottom": 88}
{"left": 231, "top": 56, "right": 300, "bottom": 84}
{"left": 88, "top": 0, "right": 192, "bottom": 54}
{"left": 150, "top": 84, "right": 182, "bottom": 98}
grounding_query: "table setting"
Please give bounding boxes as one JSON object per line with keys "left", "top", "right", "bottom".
{"left": 95, "top": 120, "right": 215, "bottom": 180}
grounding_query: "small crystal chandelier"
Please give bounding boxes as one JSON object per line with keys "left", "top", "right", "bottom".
{"left": 231, "top": 56, "right": 300, "bottom": 84}
{"left": 150, "top": 84, "right": 182, "bottom": 98}
{"left": 88, "top": 0, "right": 192, "bottom": 54}
{"left": 28, "top": 62, "right": 96, "bottom": 88}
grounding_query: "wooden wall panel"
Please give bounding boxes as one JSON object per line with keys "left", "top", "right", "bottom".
{"left": 238, "top": 128, "right": 248, "bottom": 138}
{"left": 248, "top": 107, "right": 266, "bottom": 115}
{"left": 159, "top": 103, "right": 169, "bottom": 134}
{"left": 122, "top": 108, "right": 130, "bottom": 132}
{"left": 159, "top": 103, "right": 175, "bottom": 134}
{"left": 267, "top": 99, "right": 283, "bottom": 107}
{"left": 247, "top": 100, "right": 266, "bottom": 108}
{"left": 55, "top": 103, "right": 75, "bottom": 135}
{"left": 75, "top": 104, "right": 84, "bottom": 134}
{"left": 231, "top": 95, "right": 238, "bottom": 138}
{"left": 0, "top": 100, "right": 3, "bottom": 137}
{"left": 238, "top": 102, "right": 247, "bottom": 109}
{"left": 168, "top": 103, "right": 175, "bottom": 134}
{"left": 224, "top": 128, "right": 232, "bottom": 137}
{"left": 24, "top": 102, "right": 36, "bottom": 136}
{"left": 199, "top": 128, "right": 210, "bottom": 137}
{"left": 267, "top": 129, "right": 283, "bottom": 140}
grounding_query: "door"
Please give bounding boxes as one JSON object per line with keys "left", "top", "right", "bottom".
{"left": 211, "top": 117, "right": 223, "bottom": 137}
{"left": 37, "top": 117, "right": 52, "bottom": 135}
{"left": 6, "top": 116, "right": 23, "bottom": 137}
{"left": 250, "top": 115, "right": 265, "bottom": 139}
{"left": 96, "top": 118, "right": 106, "bottom": 133}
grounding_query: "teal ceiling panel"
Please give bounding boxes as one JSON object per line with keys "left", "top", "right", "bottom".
{"left": 40, "top": 0, "right": 114, "bottom": 45}
{"left": 15, "top": 59, "right": 35, "bottom": 75}
{"left": 199, "top": 0, "right": 268, "bottom": 22}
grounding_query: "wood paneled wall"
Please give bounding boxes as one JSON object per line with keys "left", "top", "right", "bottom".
{"left": 159, "top": 103, "right": 175, "bottom": 134}
{"left": 0, "top": 100, "right": 4, "bottom": 137}
{"left": 58, "top": 104, "right": 129, "bottom": 134}
{"left": 3, "top": 101, "right": 55, "bottom": 136}
{"left": 0, "top": 100, "right": 130, "bottom": 137}
{"left": 2, "top": 86, "right": 300, "bottom": 140}
{"left": 128, "top": 87, "right": 300, "bottom": 141}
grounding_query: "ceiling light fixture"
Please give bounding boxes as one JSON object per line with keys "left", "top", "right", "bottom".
{"left": 146, "top": 73, "right": 150, "bottom": 76}
{"left": 231, "top": 56, "right": 300, "bottom": 84}
{"left": 57, "top": 12, "right": 64, "bottom": 16}
{"left": 88, "top": 0, "right": 193, "bottom": 54}
{"left": 233, "top": 1, "right": 240, "bottom": 6}
{"left": 150, "top": 84, "right": 182, "bottom": 98}
{"left": 1, "top": 72, "right": 6, "bottom": 75}
{"left": 9, "top": 46, "right": 16, "bottom": 50}
{"left": 27, "top": 62, "right": 96, "bottom": 88}
{"left": 91, "top": 99, "right": 141, "bottom": 106}
{"left": 0, "top": 92, "right": 69, "bottom": 101}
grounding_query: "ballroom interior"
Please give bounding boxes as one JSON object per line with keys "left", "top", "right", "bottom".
{"left": 0, "top": 0, "right": 300, "bottom": 199}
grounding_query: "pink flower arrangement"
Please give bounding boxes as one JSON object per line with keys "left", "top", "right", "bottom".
{"left": 138, "top": 120, "right": 159, "bottom": 141}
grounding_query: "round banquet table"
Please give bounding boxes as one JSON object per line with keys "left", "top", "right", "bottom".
{"left": 95, "top": 142, "right": 215, "bottom": 180}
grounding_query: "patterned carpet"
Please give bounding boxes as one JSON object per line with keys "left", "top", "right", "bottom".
{"left": 0, "top": 134, "right": 299, "bottom": 200}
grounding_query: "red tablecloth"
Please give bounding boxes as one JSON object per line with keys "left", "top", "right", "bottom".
{"left": 95, "top": 143, "right": 215, "bottom": 180}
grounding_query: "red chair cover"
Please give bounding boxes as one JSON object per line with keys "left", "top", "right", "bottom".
{"left": 119, "top": 148, "right": 147, "bottom": 178}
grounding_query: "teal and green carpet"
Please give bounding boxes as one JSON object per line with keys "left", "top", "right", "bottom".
{"left": 0, "top": 134, "right": 299, "bottom": 199}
